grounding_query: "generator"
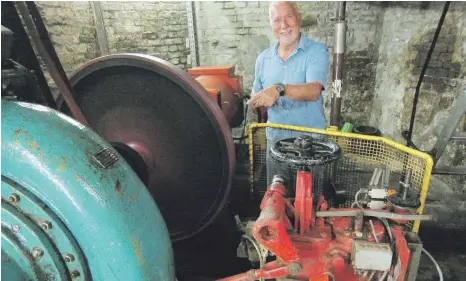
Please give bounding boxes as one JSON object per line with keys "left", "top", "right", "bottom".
{"left": 225, "top": 131, "right": 433, "bottom": 281}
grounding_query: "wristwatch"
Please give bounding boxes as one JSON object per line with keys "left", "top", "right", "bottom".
{"left": 275, "top": 83, "right": 285, "bottom": 96}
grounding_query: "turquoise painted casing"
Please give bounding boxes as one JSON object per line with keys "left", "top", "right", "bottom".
{"left": 1, "top": 101, "right": 175, "bottom": 280}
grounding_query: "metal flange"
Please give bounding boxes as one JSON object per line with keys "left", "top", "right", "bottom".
{"left": 1, "top": 176, "right": 89, "bottom": 281}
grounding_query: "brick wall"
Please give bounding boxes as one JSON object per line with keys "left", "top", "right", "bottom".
{"left": 36, "top": 1, "right": 189, "bottom": 72}
{"left": 101, "top": 1, "right": 188, "bottom": 67}
{"left": 36, "top": 1, "right": 99, "bottom": 74}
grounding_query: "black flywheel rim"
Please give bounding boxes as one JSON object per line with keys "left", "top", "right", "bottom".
{"left": 62, "top": 54, "right": 235, "bottom": 242}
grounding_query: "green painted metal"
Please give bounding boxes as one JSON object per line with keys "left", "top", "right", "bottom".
{"left": 341, "top": 122, "right": 353, "bottom": 133}
{"left": 1, "top": 101, "right": 175, "bottom": 280}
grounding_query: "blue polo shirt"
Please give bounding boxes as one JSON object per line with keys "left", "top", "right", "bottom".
{"left": 252, "top": 34, "right": 329, "bottom": 141}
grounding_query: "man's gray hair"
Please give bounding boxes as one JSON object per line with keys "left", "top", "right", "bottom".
{"left": 268, "top": 1, "right": 301, "bottom": 21}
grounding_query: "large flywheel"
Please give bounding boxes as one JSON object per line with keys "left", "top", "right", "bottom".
{"left": 61, "top": 54, "right": 235, "bottom": 242}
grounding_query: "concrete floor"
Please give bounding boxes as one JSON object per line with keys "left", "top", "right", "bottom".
{"left": 418, "top": 254, "right": 466, "bottom": 281}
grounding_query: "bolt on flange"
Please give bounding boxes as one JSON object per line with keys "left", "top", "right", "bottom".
{"left": 41, "top": 221, "right": 52, "bottom": 230}
{"left": 9, "top": 193, "right": 20, "bottom": 203}
{"left": 64, "top": 253, "right": 75, "bottom": 263}
{"left": 31, "top": 247, "right": 44, "bottom": 259}
{"left": 71, "top": 271, "right": 80, "bottom": 279}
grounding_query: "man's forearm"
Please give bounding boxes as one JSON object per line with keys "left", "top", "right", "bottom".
{"left": 283, "top": 82, "right": 322, "bottom": 101}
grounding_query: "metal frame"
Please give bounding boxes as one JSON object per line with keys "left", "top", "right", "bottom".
{"left": 186, "top": 1, "right": 198, "bottom": 67}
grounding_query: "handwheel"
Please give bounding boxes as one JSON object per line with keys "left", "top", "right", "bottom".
{"left": 269, "top": 135, "right": 341, "bottom": 167}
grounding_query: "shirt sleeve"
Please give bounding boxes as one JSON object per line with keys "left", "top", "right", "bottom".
{"left": 306, "top": 45, "right": 329, "bottom": 89}
{"left": 252, "top": 52, "right": 264, "bottom": 94}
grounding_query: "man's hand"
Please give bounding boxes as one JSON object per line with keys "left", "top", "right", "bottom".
{"left": 247, "top": 85, "right": 280, "bottom": 108}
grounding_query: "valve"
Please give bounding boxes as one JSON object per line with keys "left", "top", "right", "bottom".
{"left": 269, "top": 135, "right": 341, "bottom": 168}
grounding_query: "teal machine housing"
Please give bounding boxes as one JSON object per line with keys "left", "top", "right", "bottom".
{"left": 1, "top": 101, "right": 175, "bottom": 280}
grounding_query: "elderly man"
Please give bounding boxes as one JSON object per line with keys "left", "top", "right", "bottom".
{"left": 247, "top": 1, "right": 329, "bottom": 194}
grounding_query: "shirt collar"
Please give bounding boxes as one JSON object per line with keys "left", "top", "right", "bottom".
{"left": 269, "top": 33, "right": 308, "bottom": 58}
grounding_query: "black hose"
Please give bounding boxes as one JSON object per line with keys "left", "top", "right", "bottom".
{"left": 405, "top": 1, "right": 450, "bottom": 146}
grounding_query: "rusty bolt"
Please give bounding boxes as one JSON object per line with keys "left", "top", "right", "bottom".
{"left": 32, "top": 247, "right": 44, "bottom": 258}
{"left": 9, "top": 193, "right": 20, "bottom": 203}
{"left": 287, "top": 263, "right": 302, "bottom": 275}
{"left": 70, "top": 271, "right": 80, "bottom": 279}
{"left": 354, "top": 231, "right": 363, "bottom": 238}
{"left": 64, "top": 253, "right": 75, "bottom": 263}
{"left": 41, "top": 221, "right": 52, "bottom": 230}
{"left": 12, "top": 225, "right": 21, "bottom": 232}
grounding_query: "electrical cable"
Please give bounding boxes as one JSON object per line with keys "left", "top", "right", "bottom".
{"left": 422, "top": 248, "right": 444, "bottom": 281}
{"left": 369, "top": 219, "right": 379, "bottom": 243}
{"left": 405, "top": 1, "right": 451, "bottom": 145}
{"left": 379, "top": 218, "right": 393, "bottom": 242}
{"left": 354, "top": 189, "right": 366, "bottom": 209}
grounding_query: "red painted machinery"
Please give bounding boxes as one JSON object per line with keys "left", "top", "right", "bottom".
{"left": 221, "top": 135, "right": 431, "bottom": 281}
{"left": 188, "top": 65, "right": 244, "bottom": 128}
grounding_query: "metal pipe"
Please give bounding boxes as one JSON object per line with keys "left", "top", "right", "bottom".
{"left": 405, "top": 2, "right": 450, "bottom": 145}
{"left": 402, "top": 169, "right": 412, "bottom": 200}
{"left": 330, "top": 1, "right": 346, "bottom": 127}
{"left": 315, "top": 210, "right": 432, "bottom": 221}
{"left": 382, "top": 166, "right": 391, "bottom": 187}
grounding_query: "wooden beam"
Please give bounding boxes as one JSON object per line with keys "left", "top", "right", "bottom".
{"left": 90, "top": 1, "right": 109, "bottom": 55}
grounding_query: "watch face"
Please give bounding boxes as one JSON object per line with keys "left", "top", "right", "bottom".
{"left": 276, "top": 83, "right": 285, "bottom": 95}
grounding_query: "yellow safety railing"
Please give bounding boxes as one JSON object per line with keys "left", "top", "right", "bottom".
{"left": 248, "top": 123, "right": 433, "bottom": 233}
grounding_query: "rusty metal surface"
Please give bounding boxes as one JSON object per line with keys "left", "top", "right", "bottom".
{"left": 65, "top": 54, "right": 235, "bottom": 242}
{"left": 188, "top": 65, "right": 244, "bottom": 128}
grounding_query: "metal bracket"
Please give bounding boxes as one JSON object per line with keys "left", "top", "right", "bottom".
{"left": 186, "top": 1, "right": 198, "bottom": 67}
{"left": 430, "top": 87, "right": 466, "bottom": 175}
{"left": 431, "top": 87, "right": 466, "bottom": 163}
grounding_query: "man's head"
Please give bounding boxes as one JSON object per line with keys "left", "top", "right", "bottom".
{"left": 269, "top": 1, "right": 301, "bottom": 47}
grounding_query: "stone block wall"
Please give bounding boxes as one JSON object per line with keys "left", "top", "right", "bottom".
{"left": 100, "top": 1, "right": 189, "bottom": 66}
{"left": 36, "top": 1, "right": 99, "bottom": 74}
{"left": 36, "top": 1, "right": 189, "bottom": 72}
